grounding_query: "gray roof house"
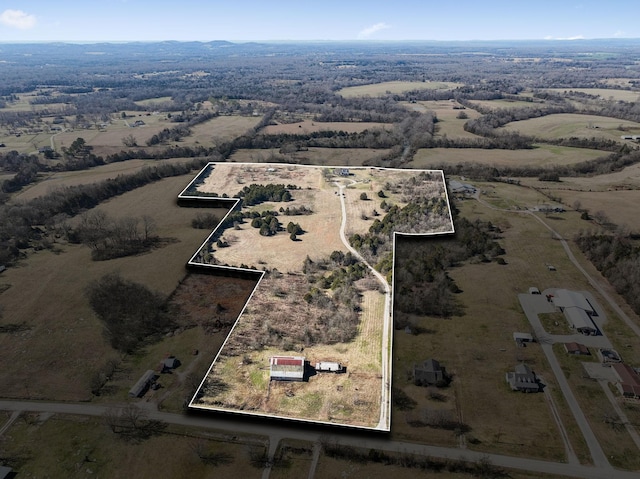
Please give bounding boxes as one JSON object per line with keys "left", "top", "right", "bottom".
{"left": 506, "top": 364, "right": 539, "bottom": 393}
{"left": 414, "top": 359, "right": 446, "bottom": 386}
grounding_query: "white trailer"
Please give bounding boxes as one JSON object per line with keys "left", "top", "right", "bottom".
{"left": 315, "top": 361, "right": 343, "bottom": 372}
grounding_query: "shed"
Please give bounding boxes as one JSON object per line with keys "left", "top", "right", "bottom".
{"left": 506, "top": 364, "right": 539, "bottom": 393}
{"left": 270, "top": 356, "right": 305, "bottom": 381}
{"left": 564, "top": 307, "right": 597, "bottom": 335}
{"left": 414, "top": 358, "right": 446, "bottom": 386}
{"left": 513, "top": 332, "right": 534, "bottom": 346}
{"left": 564, "top": 342, "right": 590, "bottom": 355}
{"left": 129, "top": 370, "right": 155, "bottom": 398}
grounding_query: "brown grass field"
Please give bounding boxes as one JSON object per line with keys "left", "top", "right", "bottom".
{"left": 14, "top": 157, "right": 197, "bottom": 201}
{"left": 190, "top": 163, "right": 451, "bottom": 428}
{"left": 0, "top": 174, "right": 228, "bottom": 400}
{"left": 498, "top": 113, "right": 640, "bottom": 141}
{"left": 402, "top": 100, "right": 483, "bottom": 139}
{"left": 261, "top": 119, "right": 391, "bottom": 135}
{"left": 191, "top": 115, "right": 262, "bottom": 144}
{"left": 409, "top": 145, "right": 604, "bottom": 169}
{"left": 542, "top": 88, "right": 640, "bottom": 103}
{"left": 337, "top": 81, "right": 463, "bottom": 98}
{"left": 229, "top": 147, "right": 392, "bottom": 166}
{"left": 466, "top": 98, "right": 548, "bottom": 110}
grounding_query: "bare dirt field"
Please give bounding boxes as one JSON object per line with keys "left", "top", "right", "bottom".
{"left": 337, "top": 81, "right": 463, "bottom": 98}
{"left": 261, "top": 119, "right": 391, "bottom": 135}
{"left": 498, "top": 113, "right": 640, "bottom": 141}
{"left": 409, "top": 145, "right": 604, "bottom": 169}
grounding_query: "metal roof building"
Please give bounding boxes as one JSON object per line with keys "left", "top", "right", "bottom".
{"left": 270, "top": 356, "right": 305, "bottom": 381}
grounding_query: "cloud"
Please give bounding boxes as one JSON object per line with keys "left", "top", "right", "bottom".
{"left": 613, "top": 30, "right": 626, "bottom": 38}
{"left": 0, "top": 9, "right": 37, "bottom": 30}
{"left": 358, "top": 22, "right": 391, "bottom": 39}
{"left": 544, "top": 35, "right": 585, "bottom": 41}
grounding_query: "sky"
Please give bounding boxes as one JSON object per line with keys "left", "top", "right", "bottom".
{"left": 0, "top": 0, "right": 639, "bottom": 43}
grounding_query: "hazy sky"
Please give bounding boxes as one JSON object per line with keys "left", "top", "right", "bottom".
{"left": 1, "top": 1, "right": 638, "bottom": 43}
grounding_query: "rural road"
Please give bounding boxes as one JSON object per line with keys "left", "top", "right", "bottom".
{"left": 0, "top": 400, "right": 637, "bottom": 479}
{"left": 334, "top": 180, "right": 392, "bottom": 431}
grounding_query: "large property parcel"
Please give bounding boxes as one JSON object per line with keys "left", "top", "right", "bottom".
{"left": 185, "top": 163, "right": 454, "bottom": 430}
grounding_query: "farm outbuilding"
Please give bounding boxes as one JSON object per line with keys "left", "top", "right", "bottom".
{"left": 270, "top": 356, "right": 305, "bottom": 381}
{"left": 129, "top": 370, "right": 156, "bottom": 398}
{"left": 315, "top": 361, "right": 343, "bottom": 373}
{"left": 513, "top": 332, "right": 534, "bottom": 346}
{"left": 551, "top": 289, "right": 598, "bottom": 335}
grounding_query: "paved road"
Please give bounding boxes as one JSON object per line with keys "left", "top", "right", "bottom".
{"left": 0, "top": 400, "right": 637, "bottom": 479}
{"left": 519, "top": 294, "right": 611, "bottom": 468}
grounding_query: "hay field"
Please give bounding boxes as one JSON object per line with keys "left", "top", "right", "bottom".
{"left": 261, "top": 119, "right": 391, "bottom": 135}
{"left": 543, "top": 88, "right": 640, "bottom": 103}
{"left": 0, "top": 174, "right": 225, "bottom": 400}
{"left": 409, "top": 145, "right": 605, "bottom": 168}
{"left": 498, "top": 113, "right": 640, "bottom": 141}
{"left": 229, "top": 147, "right": 391, "bottom": 166}
{"left": 15, "top": 157, "right": 197, "bottom": 201}
{"left": 191, "top": 115, "right": 262, "bottom": 144}
{"left": 337, "top": 81, "right": 462, "bottom": 98}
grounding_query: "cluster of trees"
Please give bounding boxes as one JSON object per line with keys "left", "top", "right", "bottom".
{"left": 575, "top": 231, "right": 640, "bottom": 314}
{"left": 87, "top": 273, "right": 172, "bottom": 353}
{"left": 393, "top": 217, "right": 505, "bottom": 318}
{"left": 146, "top": 125, "right": 191, "bottom": 146}
{"left": 191, "top": 212, "right": 222, "bottom": 229}
{"left": 71, "top": 210, "right": 160, "bottom": 261}
{"left": 0, "top": 158, "right": 209, "bottom": 265}
{"left": 250, "top": 214, "right": 281, "bottom": 236}
{"left": 236, "top": 183, "right": 292, "bottom": 206}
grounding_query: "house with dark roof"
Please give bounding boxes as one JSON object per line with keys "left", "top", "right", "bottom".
{"left": 414, "top": 358, "right": 447, "bottom": 386}
{"left": 612, "top": 363, "right": 640, "bottom": 399}
{"left": 564, "top": 342, "right": 590, "bottom": 355}
{"left": 506, "top": 364, "right": 539, "bottom": 393}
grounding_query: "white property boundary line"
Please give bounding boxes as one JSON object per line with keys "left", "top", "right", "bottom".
{"left": 180, "top": 162, "right": 455, "bottom": 432}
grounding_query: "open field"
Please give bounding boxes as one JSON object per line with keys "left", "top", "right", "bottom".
{"left": 403, "top": 100, "right": 483, "bottom": 139}
{"left": 542, "top": 88, "right": 640, "bottom": 103}
{"left": 467, "top": 98, "right": 548, "bottom": 110}
{"left": 191, "top": 115, "right": 262, "bottom": 144}
{"left": 134, "top": 96, "right": 173, "bottom": 106}
{"left": 188, "top": 163, "right": 452, "bottom": 429}
{"left": 0, "top": 174, "right": 227, "bottom": 400}
{"left": 337, "top": 81, "right": 463, "bottom": 98}
{"left": 229, "top": 147, "right": 392, "bottom": 166}
{"left": 498, "top": 113, "right": 640, "bottom": 141}
{"left": 1, "top": 412, "right": 264, "bottom": 478}
{"left": 409, "top": 145, "right": 605, "bottom": 169}
{"left": 261, "top": 119, "right": 391, "bottom": 135}
{"left": 14, "top": 157, "right": 198, "bottom": 201}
